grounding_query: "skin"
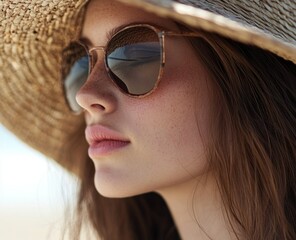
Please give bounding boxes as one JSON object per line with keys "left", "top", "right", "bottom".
{"left": 76, "top": 0, "right": 236, "bottom": 239}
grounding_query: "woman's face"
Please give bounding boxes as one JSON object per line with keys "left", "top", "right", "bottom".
{"left": 77, "top": 0, "right": 214, "bottom": 197}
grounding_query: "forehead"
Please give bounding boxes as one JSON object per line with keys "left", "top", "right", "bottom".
{"left": 81, "top": 0, "right": 176, "bottom": 45}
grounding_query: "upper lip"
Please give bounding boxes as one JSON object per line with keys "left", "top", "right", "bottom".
{"left": 85, "top": 125, "right": 130, "bottom": 146}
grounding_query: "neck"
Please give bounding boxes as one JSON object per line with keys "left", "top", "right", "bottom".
{"left": 157, "top": 174, "right": 237, "bottom": 240}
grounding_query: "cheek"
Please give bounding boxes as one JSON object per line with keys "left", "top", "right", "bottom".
{"left": 124, "top": 59, "right": 212, "bottom": 175}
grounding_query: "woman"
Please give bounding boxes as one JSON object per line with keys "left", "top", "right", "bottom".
{"left": 0, "top": 0, "right": 295, "bottom": 239}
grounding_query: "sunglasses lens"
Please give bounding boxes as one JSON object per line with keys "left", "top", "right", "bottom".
{"left": 64, "top": 55, "right": 89, "bottom": 113}
{"left": 64, "top": 26, "right": 162, "bottom": 113}
{"left": 106, "top": 26, "right": 161, "bottom": 95}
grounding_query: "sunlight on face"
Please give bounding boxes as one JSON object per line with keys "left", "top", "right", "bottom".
{"left": 78, "top": 0, "right": 214, "bottom": 198}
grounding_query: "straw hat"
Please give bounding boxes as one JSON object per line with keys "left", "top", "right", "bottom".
{"left": 0, "top": 0, "right": 295, "bottom": 175}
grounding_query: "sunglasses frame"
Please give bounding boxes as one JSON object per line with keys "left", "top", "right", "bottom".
{"left": 65, "top": 23, "right": 200, "bottom": 113}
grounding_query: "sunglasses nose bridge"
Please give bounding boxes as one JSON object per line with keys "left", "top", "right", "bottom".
{"left": 88, "top": 46, "right": 106, "bottom": 70}
{"left": 89, "top": 46, "right": 106, "bottom": 53}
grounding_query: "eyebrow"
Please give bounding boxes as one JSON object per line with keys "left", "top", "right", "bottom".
{"left": 78, "top": 22, "right": 173, "bottom": 47}
{"left": 79, "top": 24, "right": 131, "bottom": 47}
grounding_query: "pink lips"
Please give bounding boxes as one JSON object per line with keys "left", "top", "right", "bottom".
{"left": 85, "top": 125, "right": 130, "bottom": 158}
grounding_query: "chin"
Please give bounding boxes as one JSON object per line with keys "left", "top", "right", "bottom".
{"left": 95, "top": 185, "right": 146, "bottom": 199}
{"left": 93, "top": 175, "right": 147, "bottom": 199}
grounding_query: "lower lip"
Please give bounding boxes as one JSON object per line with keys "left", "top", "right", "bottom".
{"left": 88, "top": 140, "right": 130, "bottom": 158}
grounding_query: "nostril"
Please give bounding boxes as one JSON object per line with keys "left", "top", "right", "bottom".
{"left": 91, "top": 103, "right": 106, "bottom": 111}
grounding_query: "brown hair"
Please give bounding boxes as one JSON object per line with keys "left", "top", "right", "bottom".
{"left": 190, "top": 32, "right": 296, "bottom": 239}
{"left": 65, "top": 30, "right": 296, "bottom": 240}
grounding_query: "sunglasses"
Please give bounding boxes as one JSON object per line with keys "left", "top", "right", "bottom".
{"left": 63, "top": 24, "right": 199, "bottom": 113}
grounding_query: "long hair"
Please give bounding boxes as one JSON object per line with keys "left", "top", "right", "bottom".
{"left": 66, "top": 28, "right": 296, "bottom": 240}
{"left": 190, "top": 31, "right": 296, "bottom": 239}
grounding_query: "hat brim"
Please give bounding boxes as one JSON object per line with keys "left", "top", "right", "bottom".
{"left": 119, "top": 0, "right": 296, "bottom": 64}
{"left": 0, "top": 0, "right": 88, "bottom": 176}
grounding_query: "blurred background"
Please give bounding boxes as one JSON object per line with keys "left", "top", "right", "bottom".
{"left": 0, "top": 124, "right": 79, "bottom": 240}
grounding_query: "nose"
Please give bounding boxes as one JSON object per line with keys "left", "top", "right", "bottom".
{"left": 76, "top": 56, "right": 117, "bottom": 117}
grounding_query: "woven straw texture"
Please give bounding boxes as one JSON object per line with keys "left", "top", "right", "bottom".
{"left": 0, "top": 0, "right": 295, "bottom": 174}
{"left": 0, "top": 0, "right": 88, "bottom": 174}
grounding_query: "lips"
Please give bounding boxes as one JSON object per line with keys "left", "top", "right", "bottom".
{"left": 85, "top": 125, "right": 130, "bottom": 158}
